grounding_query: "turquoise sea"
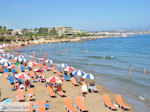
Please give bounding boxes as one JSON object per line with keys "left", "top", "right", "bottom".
{"left": 18, "top": 34, "right": 150, "bottom": 112}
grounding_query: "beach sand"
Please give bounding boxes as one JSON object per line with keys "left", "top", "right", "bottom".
{"left": 0, "top": 68, "right": 135, "bottom": 112}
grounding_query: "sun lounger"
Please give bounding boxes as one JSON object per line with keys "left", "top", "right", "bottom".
{"left": 43, "top": 65, "right": 48, "bottom": 71}
{"left": 52, "top": 67, "right": 57, "bottom": 73}
{"left": 75, "top": 96, "right": 88, "bottom": 112}
{"left": 115, "top": 94, "right": 130, "bottom": 110}
{"left": 56, "top": 85, "right": 66, "bottom": 97}
{"left": 103, "top": 94, "right": 117, "bottom": 111}
{"left": 47, "top": 86, "right": 56, "bottom": 97}
{"left": 71, "top": 77, "right": 79, "bottom": 86}
{"left": 64, "top": 73, "right": 71, "bottom": 81}
{"left": 11, "top": 68, "right": 17, "bottom": 75}
{"left": 9, "top": 75, "right": 15, "bottom": 84}
{"left": 38, "top": 63, "right": 42, "bottom": 68}
{"left": 57, "top": 70, "right": 63, "bottom": 77}
{"left": 81, "top": 84, "right": 88, "bottom": 94}
{"left": 37, "top": 72, "right": 41, "bottom": 77}
{"left": 29, "top": 70, "right": 35, "bottom": 78}
{"left": 37, "top": 100, "right": 46, "bottom": 112}
{"left": 64, "top": 97, "right": 76, "bottom": 112}
{"left": 16, "top": 90, "right": 25, "bottom": 102}
{"left": 20, "top": 66, "right": 25, "bottom": 72}
{"left": 27, "top": 88, "right": 35, "bottom": 101}
{"left": 30, "top": 102, "right": 33, "bottom": 112}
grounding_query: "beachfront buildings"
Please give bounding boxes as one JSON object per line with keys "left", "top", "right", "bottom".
{"left": 55, "top": 26, "right": 73, "bottom": 36}
{"left": 72, "top": 30, "right": 86, "bottom": 34}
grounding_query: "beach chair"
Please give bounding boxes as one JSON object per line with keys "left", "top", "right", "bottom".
{"left": 16, "top": 90, "right": 25, "bottom": 102}
{"left": 75, "top": 96, "right": 88, "bottom": 112}
{"left": 11, "top": 68, "right": 17, "bottom": 75}
{"left": 9, "top": 75, "right": 15, "bottom": 84}
{"left": 38, "top": 63, "right": 42, "bottom": 68}
{"left": 81, "top": 84, "right": 88, "bottom": 94}
{"left": 30, "top": 102, "right": 33, "bottom": 112}
{"left": 37, "top": 100, "right": 46, "bottom": 112}
{"left": 43, "top": 65, "right": 48, "bottom": 71}
{"left": 37, "top": 72, "right": 41, "bottom": 77}
{"left": 47, "top": 86, "right": 56, "bottom": 97}
{"left": 52, "top": 67, "right": 57, "bottom": 73}
{"left": 29, "top": 70, "right": 35, "bottom": 78}
{"left": 56, "top": 85, "right": 66, "bottom": 97}
{"left": 115, "top": 94, "right": 130, "bottom": 110}
{"left": 64, "top": 97, "right": 76, "bottom": 112}
{"left": 57, "top": 70, "right": 63, "bottom": 77}
{"left": 103, "top": 94, "right": 117, "bottom": 111}
{"left": 64, "top": 73, "right": 71, "bottom": 81}
{"left": 20, "top": 66, "right": 25, "bottom": 72}
{"left": 27, "top": 88, "right": 35, "bottom": 101}
{"left": 71, "top": 77, "right": 79, "bottom": 86}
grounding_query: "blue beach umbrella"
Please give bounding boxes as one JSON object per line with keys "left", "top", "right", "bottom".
{"left": 82, "top": 73, "right": 95, "bottom": 80}
{"left": 2, "top": 61, "right": 10, "bottom": 67}
{"left": 58, "top": 63, "right": 68, "bottom": 68}
{"left": 18, "top": 58, "right": 27, "bottom": 63}
{"left": 73, "top": 70, "right": 85, "bottom": 77}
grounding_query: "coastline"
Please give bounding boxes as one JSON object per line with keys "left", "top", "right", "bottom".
{"left": 1, "top": 35, "right": 138, "bottom": 112}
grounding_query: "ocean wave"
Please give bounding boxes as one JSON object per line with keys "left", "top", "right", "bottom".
{"left": 86, "top": 56, "right": 115, "bottom": 60}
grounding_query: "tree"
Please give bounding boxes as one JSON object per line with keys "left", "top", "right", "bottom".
{"left": 49, "top": 28, "right": 58, "bottom": 37}
{"left": 0, "top": 26, "right": 2, "bottom": 31}
{"left": 3, "top": 26, "right": 7, "bottom": 32}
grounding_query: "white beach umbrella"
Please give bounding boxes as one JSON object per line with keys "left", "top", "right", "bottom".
{"left": 58, "top": 63, "right": 68, "bottom": 68}
{"left": 15, "top": 73, "right": 30, "bottom": 80}
{"left": 72, "top": 70, "right": 85, "bottom": 77}
{"left": 0, "top": 49, "right": 4, "bottom": 54}
{"left": 2, "top": 61, "right": 11, "bottom": 67}
{"left": 82, "top": 73, "right": 95, "bottom": 80}
{"left": 45, "top": 59, "right": 53, "bottom": 64}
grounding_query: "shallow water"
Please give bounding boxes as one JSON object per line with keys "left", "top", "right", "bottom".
{"left": 18, "top": 34, "right": 150, "bottom": 112}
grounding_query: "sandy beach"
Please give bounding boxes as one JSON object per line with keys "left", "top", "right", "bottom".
{"left": 0, "top": 65, "right": 135, "bottom": 112}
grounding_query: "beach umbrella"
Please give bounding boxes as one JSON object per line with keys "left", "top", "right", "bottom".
{"left": 15, "top": 73, "right": 30, "bottom": 80}
{"left": 73, "top": 70, "right": 85, "bottom": 77}
{"left": 45, "top": 59, "right": 53, "bottom": 64}
{"left": 34, "top": 68, "right": 43, "bottom": 72}
{"left": 27, "top": 62, "right": 37, "bottom": 67}
{"left": 58, "top": 63, "right": 68, "bottom": 69}
{"left": 0, "top": 49, "right": 4, "bottom": 54}
{"left": 46, "top": 76, "right": 63, "bottom": 84}
{"left": 18, "top": 58, "right": 27, "bottom": 63}
{"left": 63, "top": 66, "right": 74, "bottom": 72}
{"left": 18, "top": 55, "right": 25, "bottom": 59}
{"left": 7, "top": 65, "right": 16, "bottom": 69}
{"left": 82, "top": 73, "right": 95, "bottom": 80}
{"left": 1, "top": 61, "right": 10, "bottom": 67}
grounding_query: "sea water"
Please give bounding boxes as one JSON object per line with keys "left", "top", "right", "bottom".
{"left": 19, "top": 34, "right": 150, "bottom": 112}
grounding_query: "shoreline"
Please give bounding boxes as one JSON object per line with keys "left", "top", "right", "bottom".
{"left": 1, "top": 36, "right": 137, "bottom": 112}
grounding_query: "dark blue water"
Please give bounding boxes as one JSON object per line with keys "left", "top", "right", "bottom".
{"left": 19, "top": 34, "right": 150, "bottom": 112}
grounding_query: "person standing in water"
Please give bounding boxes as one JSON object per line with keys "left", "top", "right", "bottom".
{"left": 144, "top": 68, "right": 146, "bottom": 77}
{"left": 129, "top": 64, "right": 132, "bottom": 78}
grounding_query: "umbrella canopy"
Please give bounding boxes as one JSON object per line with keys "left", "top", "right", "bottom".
{"left": 45, "top": 59, "right": 53, "bottom": 64}
{"left": 82, "top": 73, "right": 95, "bottom": 80}
{"left": 58, "top": 63, "right": 68, "bottom": 69}
{"left": 18, "top": 58, "right": 27, "bottom": 63}
{"left": 34, "top": 68, "right": 43, "bottom": 72}
{"left": 27, "top": 62, "right": 37, "bottom": 67}
{"left": 18, "top": 55, "right": 25, "bottom": 59}
{"left": 46, "top": 76, "right": 63, "bottom": 84}
{"left": 2, "top": 61, "right": 10, "bottom": 67}
{"left": 63, "top": 66, "right": 74, "bottom": 72}
{"left": 73, "top": 70, "right": 85, "bottom": 77}
{"left": 15, "top": 73, "right": 30, "bottom": 80}
{"left": 7, "top": 65, "right": 16, "bottom": 69}
{"left": 0, "top": 49, "right": 4, "bottom": 54}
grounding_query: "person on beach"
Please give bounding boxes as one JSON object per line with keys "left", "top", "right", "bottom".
{"left": 144, "top": 68, "right": 146, "bottom": 76}
{"left": 0, "top": 63, "right": 4, "bottom": 73}
{"left": 129, "top": 64, "right": 132, "bottom": 77}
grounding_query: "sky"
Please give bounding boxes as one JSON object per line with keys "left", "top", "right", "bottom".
{"left": 0, "top": 0, "right": 150, "bottom": 31}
